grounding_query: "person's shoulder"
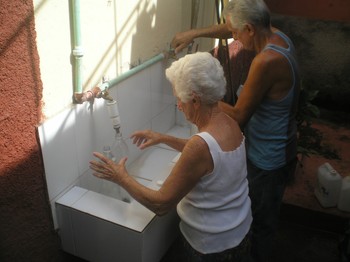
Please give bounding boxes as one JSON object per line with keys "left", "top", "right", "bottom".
{"left": 187, "top": 133, "right": 208, "bottom": 150}
{"left": 183, "top": 133, "right": 212, "bottom": 157}
{"left": 254, "top": 48, "right": 285, "bottom": 70}
{"left": 250, "top": 52, "right": 272, "bottom": 74}
{"left": 180, "top": 134, "right": 211, "bottom": 163}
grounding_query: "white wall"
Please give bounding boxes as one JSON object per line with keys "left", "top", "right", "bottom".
{"left": 33, "top": 0, "right": 216, "bottom": 119}
{"left": 38, "top": 60, "right": 184, "bottom": 228}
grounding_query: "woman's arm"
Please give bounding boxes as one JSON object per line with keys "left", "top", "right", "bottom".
{"left": 90, "top": 135, "right": 212, "bottom": 216}
{"left": 131, "top": 129, "right": 188, "bottom": 152}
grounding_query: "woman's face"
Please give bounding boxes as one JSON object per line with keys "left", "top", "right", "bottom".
{"left": 173, "top": 87, "right": 195, "bottom": 123}
{"left": 176, "top": 97, "right": 195, "bottom": 122}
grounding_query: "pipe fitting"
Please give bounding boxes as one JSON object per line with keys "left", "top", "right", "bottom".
{"left": 74, "top": 86, "right": 101, "bottom": 104}
{"left": 98, "top": 88, "right": 114, "bottom": 102}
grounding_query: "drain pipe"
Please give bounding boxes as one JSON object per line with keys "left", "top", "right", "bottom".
{"left": 70, "top": 0, "right": 86, "bottom": 103}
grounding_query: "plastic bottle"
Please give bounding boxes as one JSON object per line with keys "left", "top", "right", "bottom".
{"left": 100, "top": 145, "right": 120, "bottom": 198}
{"left": 338, "top": 176, "right": 350, "bottom": 212}
{"left": 111, "top": 128, "right": 128, "bottom": 164}
{"left": 314, "top": 162, "right": 342, "bottom": 208}
{"left": 110, "top": 128, "right": 131, "bottom": 203}
{"left": 100, "top": 142, "right": 130, "bottom": 202}
{"left": 103, "top": 145, "right": 115, "bottom": 160}
{"left": 103, "top": 98, "right": 131, "bottom": 202}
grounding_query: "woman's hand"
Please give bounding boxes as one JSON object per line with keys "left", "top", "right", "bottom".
{"left": 130, "top": 130, "right": 162, "bottom": 150}
{"left": 89, "top": 152, "right": 128, "bottom": 184}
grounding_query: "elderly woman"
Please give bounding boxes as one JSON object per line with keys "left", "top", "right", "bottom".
{"left": 90, "top": 52, "right": 252, "bottom": 261}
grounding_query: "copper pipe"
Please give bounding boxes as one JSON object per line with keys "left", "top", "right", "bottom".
{"left": 74, "top": 86, "right": 101, "bottom": 104}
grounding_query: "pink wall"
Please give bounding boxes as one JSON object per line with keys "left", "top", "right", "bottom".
{"left": 0, "top": 1, "right": 64, "bottom": 260}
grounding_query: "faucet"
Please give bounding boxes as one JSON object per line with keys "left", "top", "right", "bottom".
{"left": 74, "top": 76, "right": 114, "bottom": 103}
{"left": 96, "top": 76, "right": 114, "bottom": 101}
{"left": 96, "top": 88, "right": 114, "bottom": 102}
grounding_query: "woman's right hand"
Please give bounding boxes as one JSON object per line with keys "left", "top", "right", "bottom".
{"left": 130, "top": 130, "right": 162, "bottom": 150}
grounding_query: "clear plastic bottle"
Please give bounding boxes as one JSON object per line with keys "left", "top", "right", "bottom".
{"left": 103, "top": 145, "right": 115, "bottom": 160}
{"left": 110, "top": 128, "right": 131, "bottom": 203}
{"left": 104, "top": 98, "right": 131, "bottom": 202}
{"left": 111, "top": 128, "right": 129, "bottom": 164}
{"left": 98, "top": 146, "right": 115, "bottom": 197}
{"left": 100, "top": 145, "right": 120, "bottom": 198}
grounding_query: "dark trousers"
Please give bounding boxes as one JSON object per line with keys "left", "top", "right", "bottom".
{"left": 180, "top": 232, "right": 251, "bottom": 262}
{"left": 247, "top": 158, "right": 297, "bottom": 262}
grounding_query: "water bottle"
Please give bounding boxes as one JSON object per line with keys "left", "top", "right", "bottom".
{"left": 314, "top": 162, "right": 342, "bottom": 208}
{"left": 99, "top": 145, "right": 117, "bottom": 196}
{"left": 103, "top": 145, "right": 115, "bottom": 160}
{"left": 111, "top": 129, "right": 128, "bottom": 164}
{"left": 111, "top": 129, "right": 131, "bottom": 203}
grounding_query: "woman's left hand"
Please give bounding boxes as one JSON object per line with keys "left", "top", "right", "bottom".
{"left": 89, "top": 152, "right": 128, "bottom": 184}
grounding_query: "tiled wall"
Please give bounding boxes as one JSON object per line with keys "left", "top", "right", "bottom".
{"left": 38, "top": 59, "right": 184, "bottom": 228}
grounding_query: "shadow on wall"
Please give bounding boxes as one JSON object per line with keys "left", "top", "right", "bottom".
{"left": 80, "top": 0, "right": 175, "bottom": 89}
{"left": 0, "top": 1, "right": 65, "bottom": 261}
{"left": 272, "top": 14, "right": 350, "bottom": 113}
{"left": 0, "top": 151, "right": 63, "bottom": 261}
{"left": 130, "top": 1, "right": 157, "bottom": 68}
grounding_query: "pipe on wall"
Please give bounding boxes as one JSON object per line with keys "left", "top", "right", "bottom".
{"left": 70, "top": 0, "right": 166, "bottom": 104}
{"left": 74, "top": 53, "right": 166, "bottom": 104}
{"left": 70, "top": 0, "right": 84, "bottom": 103}
{"left": 99, "top": 53, "right": 165, "bottom": 91}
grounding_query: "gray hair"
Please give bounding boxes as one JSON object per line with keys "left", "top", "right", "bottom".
{"left": 223, "top": 0, "right": 270, "bottom": 30}
{"left": 165, "top": 52, "right": 226, "bottom": 104}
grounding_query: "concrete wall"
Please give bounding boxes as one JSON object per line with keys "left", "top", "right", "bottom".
{"left": 271, "top": 15, "right": 350, "bottom": 112}
{"left": 265, "top": 0, "right": 350, "bottom": 22}
{"left": 265, "top": 0, "right": 350, "bottom": 112}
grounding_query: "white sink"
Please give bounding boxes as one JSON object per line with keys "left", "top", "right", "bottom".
{"left": 56, "top": 141, "right": 183, "bottom": 262}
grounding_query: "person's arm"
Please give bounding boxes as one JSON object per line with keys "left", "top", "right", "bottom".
{"left": 130, "top": 129, "right": 188, "bottom": 152}
{"left": 171, "top": 24, "right": 232, "bottom": 53}
{"left": 219, "top": 54, "right": 272, "bottom": 129}
{"left": 90, "top": 135, "right": 212, "bottom": 216}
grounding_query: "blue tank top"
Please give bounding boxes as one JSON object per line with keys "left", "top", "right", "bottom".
{"left": 245, "top": 31, "right": 300, "bottom": 170}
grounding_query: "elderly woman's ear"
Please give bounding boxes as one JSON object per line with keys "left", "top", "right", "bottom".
{"left": 192, "top": 92, "right": 201, "bottom": 103}
{"left": 192, "top": 96, "right": 201, "bottom": 108}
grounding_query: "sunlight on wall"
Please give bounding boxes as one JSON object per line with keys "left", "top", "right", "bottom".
{"left": 33, "top": 0, "right": 215, "bottom": 120}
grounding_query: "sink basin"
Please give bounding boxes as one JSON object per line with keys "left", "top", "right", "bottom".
{"left": 56, "top": 146, "right": 181, "bottom": 262}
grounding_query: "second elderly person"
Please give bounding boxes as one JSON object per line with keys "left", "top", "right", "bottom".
{"left": 171, "top": 1, "right": 301, "bottom": 261}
